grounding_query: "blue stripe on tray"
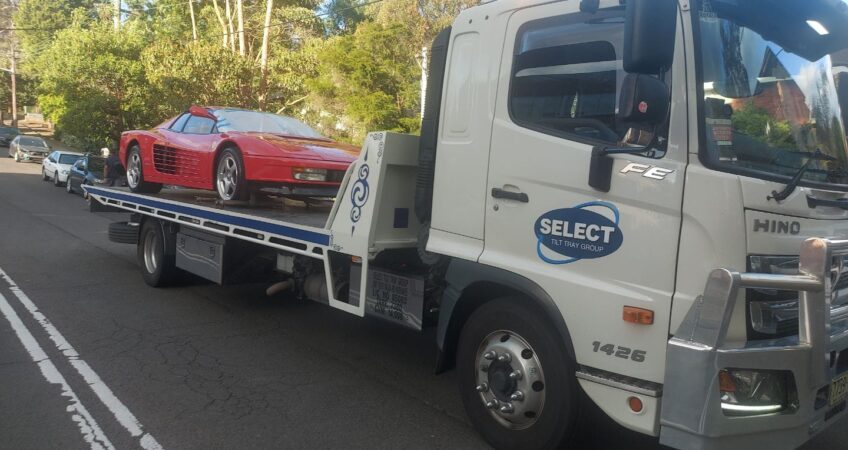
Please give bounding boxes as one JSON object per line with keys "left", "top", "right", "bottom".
{"left": 87, "top": 187, "right": 330, "bottom": 246}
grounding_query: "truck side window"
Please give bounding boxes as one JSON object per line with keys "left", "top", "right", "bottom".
{"left": 509, "top": 12, "right": 628, "bottom": 146}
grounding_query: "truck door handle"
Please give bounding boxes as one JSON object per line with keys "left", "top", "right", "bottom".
{"left": 491, "top": 188, "right": 529, "bottom": 203}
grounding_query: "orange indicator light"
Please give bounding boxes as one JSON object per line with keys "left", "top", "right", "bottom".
{"left": 623, "top": 306, "right": 654, "bottom": 325}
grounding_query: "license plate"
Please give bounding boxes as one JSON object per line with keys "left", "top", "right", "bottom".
{"left": 830, "top": 372, "right": 848, "bottom": 406}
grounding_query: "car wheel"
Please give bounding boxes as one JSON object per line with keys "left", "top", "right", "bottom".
{"left": 126, "top": 145, "right": 162, "bottom": 194}
{"left": 66, "top": 178, "right": 74, "bottom": 194}
{"left": 82, "top": 181, "right": 89, "bottom": 199}
{"left": 42, "top": 168, "right": 49, "bottom": 181}
{"left": 53, "top": 172, "right": 61, "bottom": 187}
{"left": 138, "top": 219, "right": 179, "bottom": 287}
{"left": 13, "top": 151, "right": 20, "bottom": 162}
{"left": 215, "top": 148, "right": 250, "bottom": 201}
{"left": 457, "top": 298, "right": 580, "bottom": 450}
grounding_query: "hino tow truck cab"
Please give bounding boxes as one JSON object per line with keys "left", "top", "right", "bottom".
{"left": 87, "top": 0, "right": 848, "bottom": 448}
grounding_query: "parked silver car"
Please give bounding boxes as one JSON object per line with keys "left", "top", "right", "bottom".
{"left": 8, "top": 135, "right": 51, "bottom": 163}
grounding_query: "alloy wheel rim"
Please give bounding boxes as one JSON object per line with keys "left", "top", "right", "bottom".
{"left": 474, "top": 330, "right": 546, "bottom": 430}
{"left": 216, "top": 155, "right": 239, "bottom": 200}
{"left": 127, "top": 153, "right": 141, "bottom": 188}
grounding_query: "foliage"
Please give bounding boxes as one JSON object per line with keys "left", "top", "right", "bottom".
{"left": 32, "top": 21, "right": 154, "bottom": 151}
{"left": 732, "top": 103, "right": 794, "bottom": 148}
{"left": 7, "top": 0, "right": 476, "bottom": 147}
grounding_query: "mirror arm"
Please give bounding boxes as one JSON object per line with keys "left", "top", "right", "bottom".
{"left": 588, "top": 132, "right": 659, "bottom": 192}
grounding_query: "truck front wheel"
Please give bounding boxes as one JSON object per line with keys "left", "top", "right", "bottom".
{"left": 457, "top": 298, "right": 579, "bottom": 449}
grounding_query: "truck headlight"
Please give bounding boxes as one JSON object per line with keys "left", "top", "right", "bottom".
{"left": 292, "top": 167, "right": 327, "bottom": 182}
{"left": 747, "top": 255, "right": 800, "bottom": 339}
{"left": 719, "top": 368, "right": 794, "bottom": 416}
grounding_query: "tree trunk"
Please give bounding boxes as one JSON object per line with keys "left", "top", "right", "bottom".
{"left": 211, "top": 0, "right": 229, "bottom": 47}
{"left": 258, "top": 0, "right": 274, "bottom": 110}
{"left": 113, "top": 0, "right": 120, "bottom": 30}
{"left": 225, "top": 0, "right": 236, "bottom": 52}
{"left": 237, "top": 0, "right": 246, "bottom": 56}
{"left": 189, "top": 0, "right": 198, "bottom": 41}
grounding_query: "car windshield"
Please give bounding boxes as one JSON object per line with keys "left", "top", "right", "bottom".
{"left": 20, "top": 137, "right": 48, "bottom": 147}
{"left": 59, "top": 154, "right": 82, "bottom": 165}
{"left": 214, "top": 110, "right": 325, "bottom": 139}
{"left": 0, "top": 127, "right": 19, "bottom": 135}
{"left": 699, "top": 0, "right": 848, "bottom": 187}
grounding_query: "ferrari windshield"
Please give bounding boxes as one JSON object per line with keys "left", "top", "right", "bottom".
{"left": 699, "top": 0, "right": 848, "bottom": 187}
{"left": 214, "top": 109, "right": 325, "bottom": 139}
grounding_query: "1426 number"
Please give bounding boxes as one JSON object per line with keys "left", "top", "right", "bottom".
{"left": 591, "top": 341, "right": 646, "bottom": 362}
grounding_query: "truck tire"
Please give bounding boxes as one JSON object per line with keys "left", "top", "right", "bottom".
{"left": 137, "top": 219, "right": 179, "bottom": 287}
{"left": 457, "top": 298, "right": 579, "bottom": 450}
{"left": 108, "top": 221, "right": 139, "bottom": 245}
{"left": 126, "top": 146, "right": 162, "bottom": 194}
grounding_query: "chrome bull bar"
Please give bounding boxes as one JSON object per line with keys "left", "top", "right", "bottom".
{"left": 660, "top": 238, "right": 848, "bottom": 449}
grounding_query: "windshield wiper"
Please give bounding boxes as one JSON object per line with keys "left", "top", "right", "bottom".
{"left": 767, "top": 149, "right": 835, "bottom": 202}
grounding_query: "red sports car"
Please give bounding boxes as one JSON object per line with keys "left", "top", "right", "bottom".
{"left": 119, "top": 106, "right": 359, "bottom": 200}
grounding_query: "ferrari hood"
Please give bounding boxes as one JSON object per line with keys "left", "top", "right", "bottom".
{"left": 247, "top": 133, "right": 360, "bottom": 162}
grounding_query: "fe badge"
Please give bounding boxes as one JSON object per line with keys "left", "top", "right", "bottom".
{"left": 534, "top": 201, "right": 623, "bottom": 265}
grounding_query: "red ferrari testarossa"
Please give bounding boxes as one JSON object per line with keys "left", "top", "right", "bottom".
{"left": 119, "top": 106, "right": 359, "bottom": 200}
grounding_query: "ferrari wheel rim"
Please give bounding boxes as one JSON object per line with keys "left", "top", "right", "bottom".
{"left": 127, "top": 152, "right": 141, "bottom": 188}
{"left": 216, "top": 155, "right": 239, "bottom": 200}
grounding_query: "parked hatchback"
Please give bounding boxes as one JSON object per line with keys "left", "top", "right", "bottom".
{"left": 8, "top": 135, "right": 50, "bottom": 163}
{"left": 0, "top": 126, "right": 20, "bottom": 146}
{"left": 66, "top": 155, "right": 107, "bottom": 197}
{"left": 42, "top": 150, "right": 85, "bottom": 187}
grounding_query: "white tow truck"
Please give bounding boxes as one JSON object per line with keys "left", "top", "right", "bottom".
{"left": 87, "top": 0, "right": 848, "bottom": 448}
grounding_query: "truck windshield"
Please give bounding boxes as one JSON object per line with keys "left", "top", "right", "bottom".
{"left": 698, "top": 0, "right": 848, "bottom": 188}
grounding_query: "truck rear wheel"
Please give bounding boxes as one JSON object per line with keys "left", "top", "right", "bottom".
{"left": 137, "top": 219, "right": 179, "bottom": 287}
{"left": 457, "top": 298, "right": 579, "bottom": 449}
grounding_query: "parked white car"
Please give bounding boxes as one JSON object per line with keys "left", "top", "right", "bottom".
{"left": 42, "top": 150, "right": 85, "bottom": 187}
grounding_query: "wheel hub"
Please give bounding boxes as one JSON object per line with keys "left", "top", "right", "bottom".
{"left": 475, "top": 331, "right": 545, "bottom": 429}
{"left": 128, "top": 153, "right": 141, "bottom": 188}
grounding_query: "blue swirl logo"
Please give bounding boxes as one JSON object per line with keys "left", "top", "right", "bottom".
{"left": 350, "top": 164, "right": 370, "bottom": 230}
{"left": 534, "top": 201, "right": 623, "bottom": 265}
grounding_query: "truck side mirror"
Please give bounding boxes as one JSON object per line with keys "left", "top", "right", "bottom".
{"left": 623, "top": 0, "right": 677, "bottom": 75}
{"left": 588, "top": 74, "right": 670, "bottom": 192}
{"left": 618, "top": 74, "right": 670, "bottom": 127}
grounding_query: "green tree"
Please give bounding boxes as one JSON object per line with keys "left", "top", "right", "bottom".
{"left": 307, "top": 21, "right": 421, "bottom": 143}
{"left": 34, "top": 20, "right": 154, "bottom": 150}
{"left": 732, "top": 103, "right": 794, "bottom": 148}
{"left": 13, "top": 0, "right": 99, "bottom": 57}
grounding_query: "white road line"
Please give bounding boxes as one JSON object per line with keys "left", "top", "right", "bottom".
{"left": 0, "top": 267, "right": 164, "bottom": 450}
{"left": 0, "top": 291, "right": 114, "bottom": 450}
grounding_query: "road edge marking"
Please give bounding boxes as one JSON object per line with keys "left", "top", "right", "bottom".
{"left": 0, "top": 267, "right": 163, "bottom": 450}
{"left": 0, "top": 291, "right": 114, "bottom": 450}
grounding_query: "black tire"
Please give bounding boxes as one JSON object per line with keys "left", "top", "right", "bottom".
{"left": 66, "top": 178, "right": 74, "bottom": 194}
{"left": 137, "top": 219, "right": 179, "bottom": 287}
{"left": 215, "top": 148, "right": 250, "bottom": 201}
{"left": 53, "top": 172, "right": 61, "bottom": 187}
{"left": 42, "top": 169, "right": 49, "bottom": 181}
{"left": 126, "top": 146, "right": 162, "bottom": 194}
{"left": 457, "top": 298, "right": 580, "bottom": 450}
{"left": 108, "top": 221, "right": 139, "bottom": 245}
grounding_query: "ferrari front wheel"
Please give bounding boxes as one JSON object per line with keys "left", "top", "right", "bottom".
{"left": 216, "top": 148, "right": 249, "bottom": 201}
{"left": 127, "top": 146, "right": 162, "bottom": 194}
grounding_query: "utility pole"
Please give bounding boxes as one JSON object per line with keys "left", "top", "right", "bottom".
{"left": 237, "top": 0, "right": 245, "bottom": 56}
{"left": 10, "top": 43, "right": 17, "bottom": 128}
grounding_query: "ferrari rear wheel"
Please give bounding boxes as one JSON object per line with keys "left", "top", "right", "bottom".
{"left": 127, "top": 145, "right": 162, "bottom": 194}
{"left": 216, "top": 148, "right": 249, "bottom": 201}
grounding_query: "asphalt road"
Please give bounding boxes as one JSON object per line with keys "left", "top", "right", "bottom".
{"left": 0, "top": 153, "right": 844, "bottom": 450}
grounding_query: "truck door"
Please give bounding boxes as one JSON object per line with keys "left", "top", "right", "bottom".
{"left": 480, "top": 0, "right": 688, "bottom": 382}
